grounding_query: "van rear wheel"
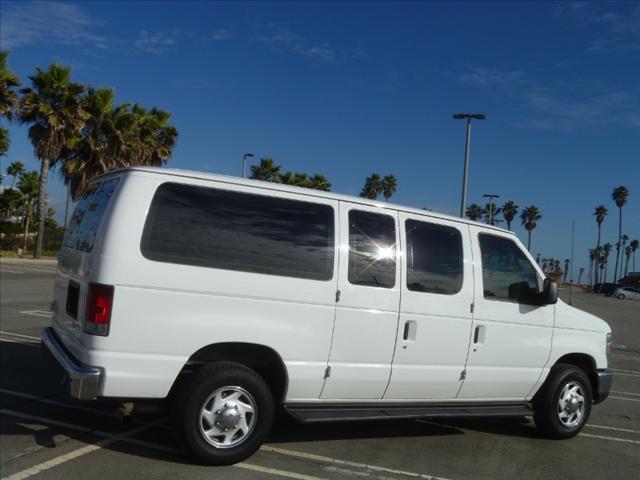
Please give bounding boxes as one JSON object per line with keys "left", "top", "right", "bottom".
{"left": 534, "top": 364, "right": 592, "bottom": 439}
{"left": 172, "top": 361, "right": 274, "bottom": 465}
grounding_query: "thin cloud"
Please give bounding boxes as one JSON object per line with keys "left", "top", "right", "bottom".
{"left": 134, "top": 30, "right": 178, "bottom": 54}
{"left": 172, "top": 78, "right": 220, "bottom": 89}
{"left": 456, "top": 68, "right": 526, "bottom": 87}
{"left": 556, "top": 1, "right": 640, "bottom": 55}
{"left": 211, "top": 29, "right": 234, "bottom": 40}
{"left": 0, "top": 0, "right": 110, "bottom": 50}
{"left": 256, "top": 24, "right": 362, "bottom": 64}
{"left": 456, "top": 66, "right": 640, "bottom": 131}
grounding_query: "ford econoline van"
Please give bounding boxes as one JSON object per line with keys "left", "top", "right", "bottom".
{"left": 42, "top": 167, "right": 613, "bottom": 465}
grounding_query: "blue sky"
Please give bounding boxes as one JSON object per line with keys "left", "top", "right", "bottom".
{"left": 1, "top": 0, "right": 639, "bottom": 277}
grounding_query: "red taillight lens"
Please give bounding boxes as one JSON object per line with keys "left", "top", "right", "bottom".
{"left": 84, "top": 283, "right": 114, "bottom": 336}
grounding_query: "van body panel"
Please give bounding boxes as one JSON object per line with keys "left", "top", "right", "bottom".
{"left": 458, "top": 226, "right": 554, "bottom": 400}
{"left": 320, "top": 202, "right": 401, "bottom": 399}
{"left": 383, "top": 214, "right": 474, "bottom": 400}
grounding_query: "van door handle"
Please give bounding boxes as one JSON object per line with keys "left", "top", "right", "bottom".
{"left": 473, "top": 325, "right": 485, "bottom": 350}
{"left": 403, "top": 321, "right": 417, "bottom": 342}
{"left": 473, "top": 326, "right": 480, "bottom": 343}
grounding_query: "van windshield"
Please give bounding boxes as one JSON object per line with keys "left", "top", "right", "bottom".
{"left": 64, "top": 178, "right": 120, "bottom": 253}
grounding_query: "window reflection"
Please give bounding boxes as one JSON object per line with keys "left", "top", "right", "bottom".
{"left": 348, "top": 210, "right": 396, "bottom": 288}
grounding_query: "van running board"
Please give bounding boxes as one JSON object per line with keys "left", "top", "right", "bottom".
{"left": 284, "top": 402, "right": 533, "bottom": 423}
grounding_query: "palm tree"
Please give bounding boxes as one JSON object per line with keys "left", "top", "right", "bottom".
{"left": 578, "top": 267, "right": 584, "bottom": 285}
{"left": 624, "top": 245, "right": 633, "bottom": 277}
{"left": 360, "top": 173, "right": 382, "bottom": 199}
{"left": 593, "top": 205, "right": 607, "bottom": 285}
{"left": 564, "top": 258, "right": 570, "bottom": 283}
{"left": 250, "top": 158, "right": 281, "bottom": 181}
{"left": 483, "top": 203, "right": 501, "bottom": 225}
{"left": 520, "top": 205, "right": 542, "bottom": 251}
{"left": 0, "top": 51, "right": 20, "bottom": 158}
{"left": 602, "top": 242, "right": 613, "bottom": 283}
{"left": 611, "top": 185, "right": 629, "bottom": 283}
{"left": 309, "top": 174, "right": 331, "bottom": 191}
{"left": 631, "top": 239, "right": 639, "bottom": 272}
{"left": 535, "top": 253, "right": 541, "bottom": 265}
{"left": 18, "top": 64, "right": 86, "bottom": 258}
{"left": 381, "top": 175, "right": 397, "bottom": 202}
{"left": 501, "top": 200, "right": 518, "bottom": 230}
{"left": 588, "top": 248, "right": 596, "bottom": 287}
{"left": 6, "top": 161, "right": 25, "bottom": 189}
{"left": 17, "top": 171, "right": 39, "bottom": 252}
{"left": 465, "top": 203, "right": 485, "bottom": 221}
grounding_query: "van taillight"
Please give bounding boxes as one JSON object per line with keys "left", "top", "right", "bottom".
{"left": 84, "top": 283, "right": 114, "bottom": 336}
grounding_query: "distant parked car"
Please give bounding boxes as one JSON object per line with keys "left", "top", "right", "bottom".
{"left": 614, "top": 287, "right": 640, "bottom": 300}
{"left": 593, "top": 283, "right": 620, "bottom": 296}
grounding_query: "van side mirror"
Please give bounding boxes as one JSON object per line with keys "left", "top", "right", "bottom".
{"left": 541, "top": 278, "right": 558, "bottom": 305}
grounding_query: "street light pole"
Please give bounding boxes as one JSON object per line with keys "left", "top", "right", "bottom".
{"left": 453, "top": 113, "right": 486, "bottom": 218}
{"left": 483, "top": 193, "right": 500, "bottom": 225}
{"left": 242, "top": 153, "right": 254, "bottom": 178}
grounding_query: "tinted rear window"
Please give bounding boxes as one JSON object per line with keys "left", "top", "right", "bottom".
{"left": 64, "top": 178, "right": 120, "bottom": 253}
{"left": 141, "top": 183, "right": 335, "bottom": 281}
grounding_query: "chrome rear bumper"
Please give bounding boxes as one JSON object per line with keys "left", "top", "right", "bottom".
{"left": 41, "top": 327, "right": 103, "bottom": 400}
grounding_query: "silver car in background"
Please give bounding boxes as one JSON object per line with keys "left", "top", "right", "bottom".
{"left": 614, "top": 287, "right": 640, "bottom": 300}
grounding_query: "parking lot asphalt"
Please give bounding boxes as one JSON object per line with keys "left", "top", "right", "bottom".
{"left": 1, "top": 257, "right": 639, "bottom": 480}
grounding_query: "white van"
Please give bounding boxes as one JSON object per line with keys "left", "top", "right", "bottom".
{"left": 43, "top": 167, "right": 613, "bottom": 465}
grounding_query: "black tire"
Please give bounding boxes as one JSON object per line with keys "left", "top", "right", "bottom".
{"left": 534, "top": 363, "right": 592, "bottom": 439}
{"left": 172, "top": 361, "right": 274, "bottom": 465}
{"left": 617, "top": 294, "right": 626, "bottom": 300}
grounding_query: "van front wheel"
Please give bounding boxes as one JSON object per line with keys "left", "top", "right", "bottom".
{"left": 173, "top": 361, "right": 274, "bottom": 465}
{"left": 534, "top": 364, "right": 592, "bottom": 439}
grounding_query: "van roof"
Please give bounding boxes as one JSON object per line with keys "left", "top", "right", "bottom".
{"left": 103, "top": 166, "right": 513, "bottom": 234}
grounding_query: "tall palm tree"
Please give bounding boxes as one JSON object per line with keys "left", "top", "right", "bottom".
{"left": 624, "top": 245, "right": 633, "bottom": 277}
{"left": 578, "top": 267, "right": 584, "bottom": 285}
{"left": 588, "top": 248, "right": 596, "bottom": 287}
{"left": 6, "top": 161, "right": 25, "bottom": 189}
{"left": 611, "top": 185, "right": 629, "bottom": 283}
{"left": 631, "top": 239, "right": 639, "bottom": 272}
{"left": 520, "top": 205, "right": 542, "bottom": 251}
{"left": 360, "top": 173, "right": 382, "bottom": 199}
{"left": 0, "top": 51, "right": 20, "bottom": 158}
{"left": 18, "top": 64, "right": 86, "bottom": 258}
{"left": 483, "top": 203, "right": 501, "bottom": 225}
{"left": 501, "top": 200, "right": 518, "bottom": 230}
{"left": 564, "top": 258, "right": 570, "bottom": 282}
{"left": 17, "top": 171, "right": 39, "bottom": 252}
{"left": 602, "top": 242, "right": 613, "bottom": 284}
{"left": 249, "top": 158, "right": 281, "bottom": 181}
{"left": 465, "top": 203, "right": 485, "bottom": 221}
{"left": 381, "top": 175, "right": 397, "bottom": 202}
{"left": 593, "top": 204, "right": 607, "bottom": 285}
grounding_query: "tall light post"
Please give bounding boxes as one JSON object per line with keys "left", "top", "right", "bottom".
{"left": 453, "top": 113, "right": 486, "bottom": 217}
{"left": 242, "top": 153, "right": 254, "bottom": 178}
{"left": 483, "top": 193, "right": 500, "bottom": 225}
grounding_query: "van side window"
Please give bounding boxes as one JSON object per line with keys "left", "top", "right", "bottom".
{"left": 64, "top": 178, "right": 119, "bottom": 253}
{"left": 348, "top": 210, "right": 396, "bottom": 288}
{"left": 406, "top": 220, "right": 463, "bottom": 295}
{"left": 141, "top": 183, "right": 335, "bottom": 281}
{"left": 478, "top": 234, "right": 539, "bottom": 303}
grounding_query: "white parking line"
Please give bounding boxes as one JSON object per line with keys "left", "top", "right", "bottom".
{"left": 261, "top": 445, "right": 450, "bottom": 480}
{"left": 0, "top": 331, "right": 41, "bottom": 341}
{"left": 0, "top": 411, "right": 165, "bottom": 480}
{"left": 609, "top": 396, "right": 640, "bottom": 403}
{"left": 611, "top": 390, "right": 640, "bottom": 397}
{"left": 587, "top": 424, "right": 640, "bottom": 435}
{"left": 0, "top": 269, "right": 25, "bottom": 274}
{"left": 579, "top": 433, "right": 640, "bottom": 445}
{"left": 610, "top": 369, "right": 640, "bottom": 378}
{"left": 18, "top": 310, "right": 51, "bottom": 318}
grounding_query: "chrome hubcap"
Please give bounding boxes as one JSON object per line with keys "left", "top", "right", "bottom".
{"left": 199, "top": 386, "right": 257, "bottom": 448}
{"left": 557, "top": 381, "right": 585, "bottom": 428}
